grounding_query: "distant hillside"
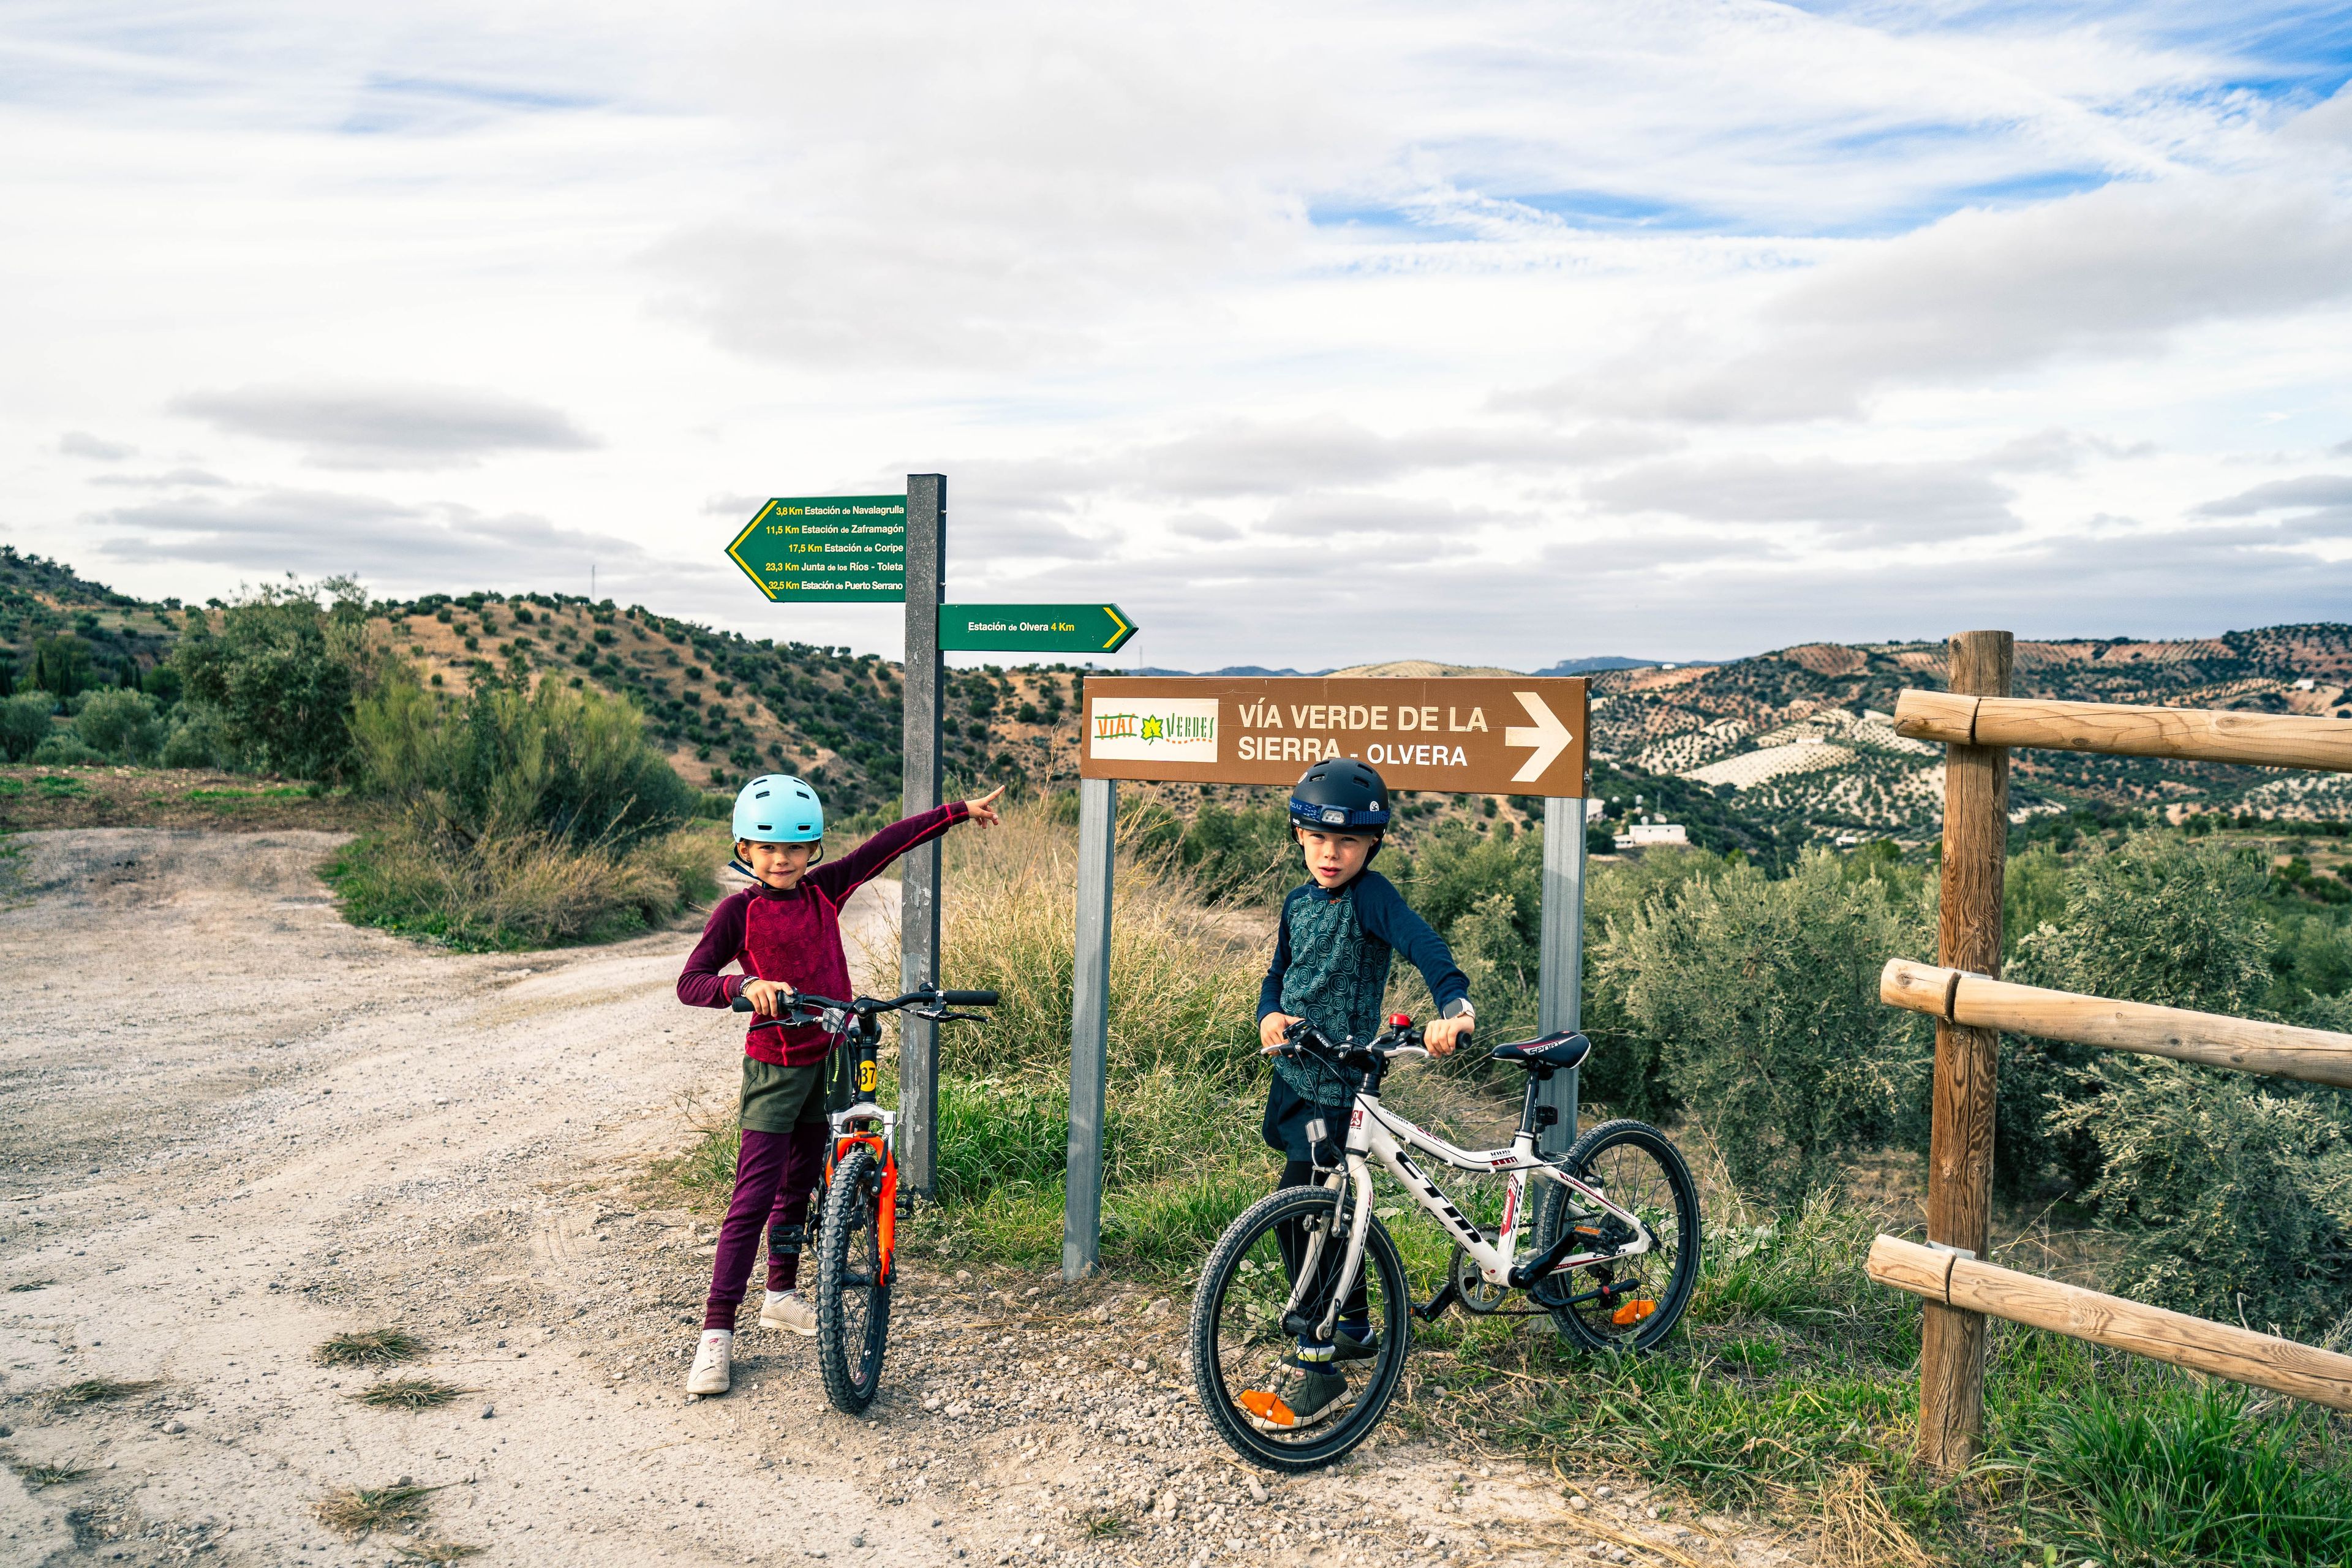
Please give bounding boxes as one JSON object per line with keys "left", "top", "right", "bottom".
{"left": 7, "top": 551, "right": 2347, "bottom": 842}
{"left": 1586, "top": 628, "right": 2352, "bottom": 840}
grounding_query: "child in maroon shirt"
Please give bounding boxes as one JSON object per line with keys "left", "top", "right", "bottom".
{"left": 676, "top": 779, "right": 1003, "bottom": 1395}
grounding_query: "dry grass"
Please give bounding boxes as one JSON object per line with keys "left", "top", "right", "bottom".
{"left": 7, "top": 1279, "right": 51, "bottom": 1292}
{"left": 325, "top": 817, "right": 721, "bottom": 951}
{"left": 394, "top": 1542, "right": 483, "bottom": 1563}
{"left": 314, "top": 1482, "right": 441, "bottom": 1538}
{"left": 51, "top": 1376, "right": 161, "bottom": 1408}
{"left": 312, "top": 1327, "right": 426, "bottom": 1367}
{"left": 1813, "top": 1465, "right": 1934, "bottom": 1568}
{"left": 11, "top": 1457, "right": 89, "bottom": 1487}
{"left": 349, "top": 1378, "right": 476, "bottom": 1411}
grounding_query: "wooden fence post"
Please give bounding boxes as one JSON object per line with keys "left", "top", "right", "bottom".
{"left": 1919, "top": 628, "right": 2011, "bottom": 1468}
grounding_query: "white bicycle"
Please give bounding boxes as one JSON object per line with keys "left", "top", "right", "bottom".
{"left": 1189, "top": 1012, "right": 1701, "bottom": 1471}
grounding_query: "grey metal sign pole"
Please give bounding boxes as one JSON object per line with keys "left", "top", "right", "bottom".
{"left": 1061, "top": 775, "right": 1118, "bottom": 1280}
{"left": 898, "top": 473, "right": 946, "bottom": 1195}
{"left": 1536, "top": 796, "right": 1588, "bottom": 1155}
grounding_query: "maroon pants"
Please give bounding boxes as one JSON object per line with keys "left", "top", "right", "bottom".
{"left": 702, "top": 1123, "right": 829, "bottom": 1330}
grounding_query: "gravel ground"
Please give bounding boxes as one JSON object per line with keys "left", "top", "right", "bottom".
{"left": 0, "top": 827, "right": 1803, "bottom": 1568}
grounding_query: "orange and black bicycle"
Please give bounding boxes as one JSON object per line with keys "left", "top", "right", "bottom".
{"left": 734, "top": 982, "right": 997, "bottom": 1412}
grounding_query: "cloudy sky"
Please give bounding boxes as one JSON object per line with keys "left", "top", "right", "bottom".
{"left": 6, "top": 2, "right": 2351, "bottom": 669}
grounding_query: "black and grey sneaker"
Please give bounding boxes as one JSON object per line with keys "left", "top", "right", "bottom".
{"left": 1238, "top": 1363, "right": 1350, "bottom": 1433}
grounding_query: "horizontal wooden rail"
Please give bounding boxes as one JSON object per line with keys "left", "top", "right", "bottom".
{"left": 1893, "top": 690, "right": 2352, "bottom": 773}
{"left": 1881, "top": 959, "right": 2352, "bottom": 1090}
{"left": 1869, "top": 1234, "right": 2352, "bottom": 1413}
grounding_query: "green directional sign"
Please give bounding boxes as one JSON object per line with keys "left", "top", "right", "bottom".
{"left": 939, "top": 603, "right": 1137, "bottom": 654}
{"left": 727, "top": 495, "right": 907, "bottom": 602}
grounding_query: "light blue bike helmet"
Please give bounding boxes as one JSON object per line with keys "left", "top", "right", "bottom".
{"left": 731, "top": 775, "right": 824, "bottom": 845}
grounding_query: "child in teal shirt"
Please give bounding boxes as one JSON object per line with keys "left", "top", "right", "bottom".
{"left": 1252, "top": 758, "right": 1474, "bottom": 1427}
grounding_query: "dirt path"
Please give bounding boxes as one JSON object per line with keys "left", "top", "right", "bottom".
{"left": 0, "top": 829, "right": 1801, "bottom": 1568}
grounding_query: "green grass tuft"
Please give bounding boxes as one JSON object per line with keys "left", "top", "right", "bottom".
{"left": 2003, "top": 1375, "right": 2352, "bottom": 1567}
{"left": 349, "top": 1378, "right": 477, "bottom": 1411}
{"left": 313, "top": 1328, "right": 427, "bottom": 1367}
{"left": 314, "top": 1482, "right": 442, "bottom": 1538}
{"left": 51, "top": 1376, "right": 161, "bottom": 1407}
{"left": 11, "top": 1458, "right": 89, "bottom": 1487}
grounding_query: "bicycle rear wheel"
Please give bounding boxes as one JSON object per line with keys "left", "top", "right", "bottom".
{"left": 1189, "top": 1183, "right": 1408, "bottom": 1472}
{"left": 1531, "top": 1118, "right": 1700, "bottom": 1352}
{"left": 814, "top": 1143, "right": 891, "bottom": 1412}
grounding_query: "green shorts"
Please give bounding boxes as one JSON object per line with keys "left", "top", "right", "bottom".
{"left": 737, "top": 1053, "right": 853, "bottom": 1135}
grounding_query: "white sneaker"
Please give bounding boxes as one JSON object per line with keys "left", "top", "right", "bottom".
{"left": 686, "top": 1330, "right": 733, "bottom": 1396}
{"left": 760, "top": 1291, "right": 818, "bottom": 1337}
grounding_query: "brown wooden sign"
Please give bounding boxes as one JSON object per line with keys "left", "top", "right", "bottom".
{"left": 1077, "top": 676, "right": 1589, "bottom": 796}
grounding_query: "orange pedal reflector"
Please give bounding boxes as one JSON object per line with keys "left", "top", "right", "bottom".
{"left": 1610, "top": 1298, "right": 1657, "bottom": 1326}
{"left": 1238, "top": 1389, "right": 1297, "bottom": 1427}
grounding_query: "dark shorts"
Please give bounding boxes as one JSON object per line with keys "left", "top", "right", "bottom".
{"left": 738, "top": 1054, "right": 850, "bottom": 1135}
{"left": 1261, "top": 1073, "right": 1350, "bottom": 1164}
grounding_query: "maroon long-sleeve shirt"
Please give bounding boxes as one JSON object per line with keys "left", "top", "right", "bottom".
{"left": 676, "top": 801, "right": 968, "bottom": 1065}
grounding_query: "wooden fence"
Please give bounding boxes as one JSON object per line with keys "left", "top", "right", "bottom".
{"left": 1871, "top": 631, "right": 2352, "bottom": 1468}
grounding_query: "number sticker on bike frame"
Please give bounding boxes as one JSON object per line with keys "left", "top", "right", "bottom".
{"left": 859, "top": 1060, "right": 878, "bottom": 1094}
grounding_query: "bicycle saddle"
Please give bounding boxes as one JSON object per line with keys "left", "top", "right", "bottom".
{"left": 1487, "top": 1031, "right": 1591, "bottom": 1071}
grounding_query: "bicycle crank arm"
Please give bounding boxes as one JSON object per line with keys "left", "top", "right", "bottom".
{"left": 1411, "top": 1280, "right": 1462, "bottom": 1322}
{"left": 1508, "top": 1232, "right": 1633, "bottom": 1290}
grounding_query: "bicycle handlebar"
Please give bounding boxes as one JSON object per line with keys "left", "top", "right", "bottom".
{"left": 1268, "top": 1015, "right": 1452, "bottom": 1063}
{"left": 729, "top": 984, "right": 998, "bottom": 1017}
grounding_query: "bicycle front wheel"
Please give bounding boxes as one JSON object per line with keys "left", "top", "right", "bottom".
{"left": 815, "top": 1142, "right": 891, "bottom": 1413}
{"left": 1531, "top": 1118, "right": 1700, "bottom": 1352}
{"left": 1189, "top": 1183, "right": 1408, "bottom": 1472}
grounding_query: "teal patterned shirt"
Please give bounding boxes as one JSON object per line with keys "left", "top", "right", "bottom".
{"left": 1260, "top": 870, "right": 1469, "bottom": 1107}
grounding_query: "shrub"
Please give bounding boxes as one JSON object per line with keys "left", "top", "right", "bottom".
{"left": 324, "top": 820, "right": 720, "bottom": 951}
{"left": 74, "top": 688, "right": 160, "bottom": 763}
{"left": 172, "top": 577, "right": 382, "bottom": 779}
{"left": 352, "top": 665, "right": 695, "bottom": 850}
{"left": 2008, "top": 833, "right": 2352, "bottom": 1334}
{"left": 2046, "top": 1066, "right": 2352, "bottom": 1338}
{"left": 1, "top": 692, "right": 55, "bottom": 762}
{"left": 2000, "top": 832, "right": 2277, "bottom": 1197}
{"left": 29, "top": 734, "right": 104, "bottom": 766}
{"left": 159, "top": 707, "right": 228, "bottom": 770}
{"left": 1604, "top": 848, "right": 1931, "bottom": 1206}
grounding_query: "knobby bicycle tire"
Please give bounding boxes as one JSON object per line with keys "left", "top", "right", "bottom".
{"left": 815, "top": 1144, "right": 891, "bottom": 1413}
{"left": 1189, "top": 1184, "right": 1409, "bottom": 1472}
{"left": 1531, "top": 1117, "right": 1700, "bottom": 1352}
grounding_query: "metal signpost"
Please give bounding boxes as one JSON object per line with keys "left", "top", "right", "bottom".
{"left": 896, "top": 478, "right": 947, "bottom": 1196}
{"left": 1061, "top": 675, "right": 1591, "bottom": 1279}
{"left": 938, "top": 604, "right": 1137, "bottom": 655}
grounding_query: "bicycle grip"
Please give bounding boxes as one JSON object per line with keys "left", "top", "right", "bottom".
{"left": 731, "top": 994, "right": 751, "bottom": 1012}
{"left": 938, "top": 989, "right": 998, "bottom": 1006}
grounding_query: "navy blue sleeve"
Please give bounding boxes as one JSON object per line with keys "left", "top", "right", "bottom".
{"left": 1353, "top": 872, "right": 1470, "bottom": 1014}
{"left": 1257, "top": 886, "right": 1306, "bottom": 1021}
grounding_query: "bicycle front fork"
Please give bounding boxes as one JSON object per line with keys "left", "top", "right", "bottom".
{"left": 1281, "top": 1159, "right": 1373, "bottom": 1348}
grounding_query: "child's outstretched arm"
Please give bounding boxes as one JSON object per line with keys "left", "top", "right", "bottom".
{"left": 805, "top": 785, "right": 1006, "bottom": 902}
{"left": 1353, "top": 876, "right": 1474, "bottom": 1055}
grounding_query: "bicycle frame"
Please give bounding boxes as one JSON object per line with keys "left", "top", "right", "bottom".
{"left": 1286, "top": 1073, "right": 1656, "bottom": 1343}
{"left": 824, "top": 1014, "right": 900, "bottom": 1287}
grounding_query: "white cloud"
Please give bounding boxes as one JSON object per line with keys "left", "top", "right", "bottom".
{"left": 1519, "top": 177, "right": 2352, "bottom": 423}
{"left": 57, "top": 431, "right": 136, "bottom": 461}
{"left": 4, "top": 2, "right": 2351, "bottom": 669}
{"left": 168, "top": 383, "right": 600, "bottom": 470}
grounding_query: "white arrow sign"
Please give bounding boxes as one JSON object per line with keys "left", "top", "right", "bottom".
{"left": 1503, "top": 690, "right": 1574, "bottom": 783}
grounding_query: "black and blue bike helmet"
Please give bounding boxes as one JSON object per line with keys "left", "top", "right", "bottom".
{"left": 1288, "top": 758, "right": 1391, "bottom": 834}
